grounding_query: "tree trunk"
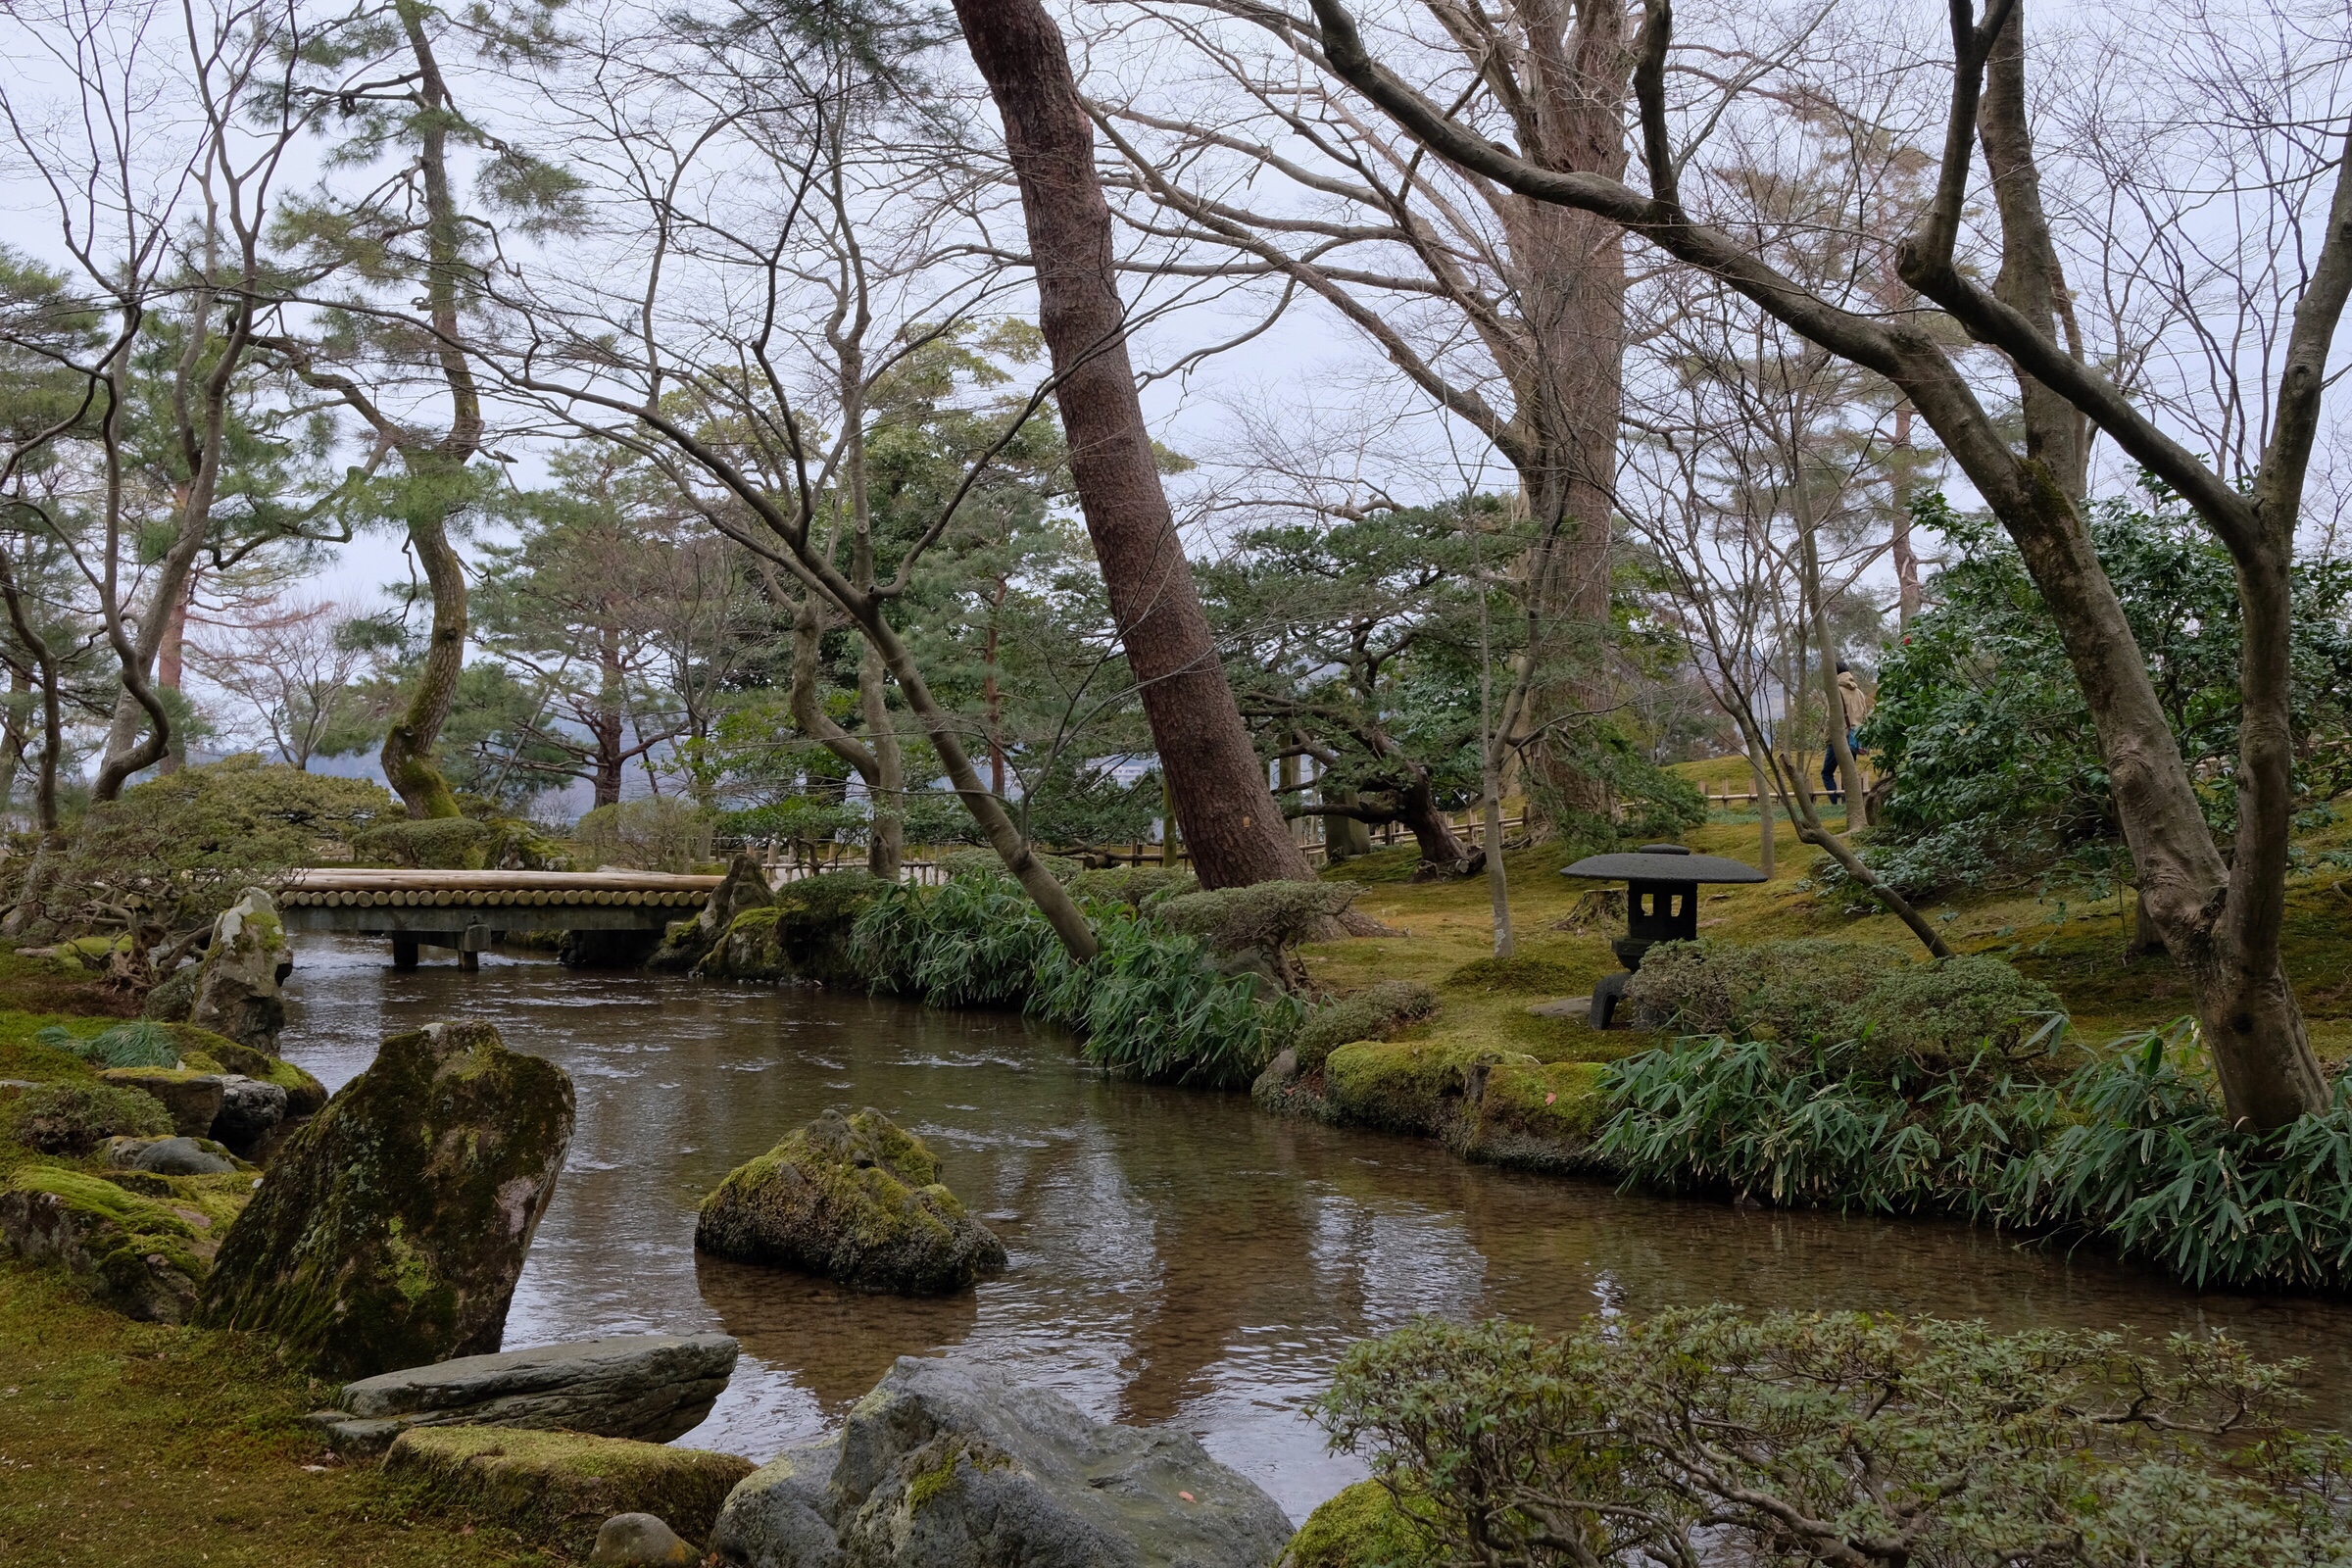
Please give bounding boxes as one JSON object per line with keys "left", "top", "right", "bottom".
{"left": 860, "top": 638, "right": 904, "bottom": 882}
{"left": 952, "top": 0, "right": 1312, "bottom": 890}
{"left": 375, "top": 0, "right": 481, "bottom": 821}
{"left": 1322, "top": 783, "right": 1373, "bottom": 861}
{"left": 154, "top": 568, "right": 193, "bottom": 775}
{"left": 1502, "top": 0, "right": 1631, "bottom": 826}
{"left": 381, "top": 470, "right": 468, "bottom": 819}
{"left": 1890, "top": 401, "right": 1923, "bottom": 627}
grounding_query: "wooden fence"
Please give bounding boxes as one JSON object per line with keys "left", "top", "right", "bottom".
{"left": 716, "top": 805, "right": 1536, "bottom": 885}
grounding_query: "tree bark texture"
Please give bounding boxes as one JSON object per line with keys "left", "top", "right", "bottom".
{"left": 1503, "top": 0, "right": 1631, "bottom": 822}
{"left": 953, "top": 0, "right": 1313, "bottom": 889}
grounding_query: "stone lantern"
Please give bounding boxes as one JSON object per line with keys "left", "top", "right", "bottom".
{"left": 1560, "top": 843, "right": 1766, "bottom": 1028}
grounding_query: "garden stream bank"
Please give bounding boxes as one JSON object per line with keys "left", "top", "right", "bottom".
{"left": 281, "top": 935, "right": 2352, "bottom": 1524}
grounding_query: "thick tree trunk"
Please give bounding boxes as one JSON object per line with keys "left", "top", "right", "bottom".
{"left": 1322, "top": 784, "right": 1374, "bottom": 861}
{"left": 1505, "top": 0, "right": 1630, "bottom": 824}
{"left": 381, "top": 474, "right": 468, "bottom": 819}
{"left": 953, "top": 0, "right": 1313, "bottom": 890}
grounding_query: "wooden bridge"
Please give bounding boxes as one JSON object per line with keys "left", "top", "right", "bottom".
{"left": 276, "top": 869, "right": 721, "bottom": 970}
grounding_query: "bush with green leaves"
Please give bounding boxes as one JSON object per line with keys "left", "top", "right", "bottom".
{"left": 1594, "top": 1034, "right": 2060, "bottom": 1213}
{"left": 848, "top": 868, "right": 1300, "bottom": 1088}
{"left": 10, "top": 756, "right": 396, "bottom": 938}
{"left": 10, "top": 1080, "right": 173, "bottom": 1155}
{"left": 1623, "top": 939, "right": 2064, "bottom": 1072}
{"left": 1293, "top": 980, "right": 1438, "bottom": 1073}
{"left": 35, "top": 1021, "right": 182, "bottom": 1070}
{"left": 1318, "top": 1309, "right": 2352, "bottom": 1568}
{"left": 1995, "top": 1024, "right": 2352, "bottom": 1292}
{"left": 1857, "top": 488, "right": 2352, "bottom": 900}
{"left": 1595, "top": 1018, "right": 2352, "bottom": 1293}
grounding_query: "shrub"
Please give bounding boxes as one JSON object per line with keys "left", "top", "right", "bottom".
{"left": 7, "top": 757, "right": 396, "bottom": 937}
{"left": 849, "top": 869, "right": 1301, "bottom": 1088}
{"left": 1063, "top": 865, "right": 1198, "bottom": 906}
{"left": 573, "top": 797, "right": 711, "bottom": 873}
{"left": 1623, "top": 939, "right": 2062, "bottom": 1072}
{"left": 1157, "top": 880, "right": 1357, "bottom": 958}
{"left": 1318, "top": 1309, "right": 2352, "bottom": 1568}
{"left": 35, "top": 1021, "right": 181, "bottom": 1069}
{"left": 1294, "top": 980, "right": 1437, "bottom": 1072}
{"left": 1032, "top": 906, "right": 1301, "bottom": 1090}
{"left": 11, "top": 1080, "right": 173, "bottom": 1154}
{"left": 353, "top": 817, "right": 495, "bottom": 869}
{"left": 1995, "top": 1025, "right": 2352, "bottom": 1292}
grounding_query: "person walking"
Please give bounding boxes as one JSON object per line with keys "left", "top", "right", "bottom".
{"left": 1822, "top": 661, "right": 1874, "bottom": 804}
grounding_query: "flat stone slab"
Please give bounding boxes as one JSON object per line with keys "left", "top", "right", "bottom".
{"left": 312, "top": 1333, "right": 738, "bottom": 1455}
{"left": 1527, "top": 997, "right": 1593, "bottom": 1019}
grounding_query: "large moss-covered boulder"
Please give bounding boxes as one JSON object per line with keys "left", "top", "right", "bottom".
{"left": 0, "top": 1164, "right": 251, "bottom": 1322}
{"left": 649, "top": 852, "right": 771, "bottom": 972}
{"left": 189, "top": 887, "right": 294, "bottom": 1051}
{"left": 195, "top": 1019, "right": 575, "bottom": 1379}
{"left": 695, "top": 873, "right": 879, "bottom": 987}
{"left": 384, "top": 1426, "right": 753, "bottom": 1556}
{"left": 695, "top": 1107, "right": 1004, "bottom": 1296}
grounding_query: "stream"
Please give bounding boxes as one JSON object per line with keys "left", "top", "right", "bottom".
{"left": 279, "top": 938, "right": 2352, "bottom": 1523}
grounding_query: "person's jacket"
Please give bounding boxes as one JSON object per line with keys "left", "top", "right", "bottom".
{"left": 1838, "top": 669, "right": 1874, "bottom": 730}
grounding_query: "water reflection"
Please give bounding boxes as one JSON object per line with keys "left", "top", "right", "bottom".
{"left": 279, "top": 937, "right": 2352, "bottom": 1523}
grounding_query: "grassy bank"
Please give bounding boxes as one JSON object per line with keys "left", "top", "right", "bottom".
{"left": 1301, "top": 768, "right": 2352, "bottom": 1068}
{"left": 0, "top": 1264, "right": 555, "bottom": 1567}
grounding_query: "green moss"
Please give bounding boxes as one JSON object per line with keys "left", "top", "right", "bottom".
{"left": 903, "top": 1435, "right": 1014, "bottom": 1514}
{"left": 1464, "top": 1061, "right": 1610, "bottom": 1172}
{"left": 1441, "top": 955, "right": 1582, "bottom": 996}
{"left": 1284, "top": 1479, "right": 1440, "bottom": 1568}
{"left": 10, "top": 1078, "right": 173, "bottom": 1154}
{"left": 384, "top": 1426, "right": 753, "bottom": 1554}
{"left": 1325, "top": 1040, "right": 1538, "bottom": 1139}
{"left": 1, "top": 1162, "right": 250, "bottom": 1318}
{"left": 0, "top": 1266, "right": 564, "bottom": 1565}
{"left": 695, "top": 1107, "right": 1004, "bottom": 1294}
{"left": 172, "top": 1026, "right": 326, "bottom": 1113}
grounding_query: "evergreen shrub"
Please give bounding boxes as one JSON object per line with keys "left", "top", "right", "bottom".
{"left": 1319, "top": 1308, "right": 2352, "bottom": 1567}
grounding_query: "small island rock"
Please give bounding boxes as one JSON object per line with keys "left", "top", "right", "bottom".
{"left": 195, "top": 1019, "right": 574, "bottom": 1379}
{"left": 695, "top": 1108, "right": 1004, "bottom": 1296}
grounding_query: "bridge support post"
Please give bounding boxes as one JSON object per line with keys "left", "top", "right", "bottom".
{"left": 391, "top": 937, "right": 418, "bottom": 970}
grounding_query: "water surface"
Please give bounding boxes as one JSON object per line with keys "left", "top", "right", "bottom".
{"left": 279, "top": 938, "right": 2352, "bottom": 1522}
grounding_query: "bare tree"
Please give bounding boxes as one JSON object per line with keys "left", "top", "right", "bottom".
{"left": 1298, "top": 0, "right": 2350, "bottom": 1126}
{"left": 1084, "top": 0, "right": 1634, "bottom": 822}
{"left": 187, "top": 596, "right": 369, "bottom": 768}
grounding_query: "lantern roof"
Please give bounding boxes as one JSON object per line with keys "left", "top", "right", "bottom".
{"left": 1560, "top": 844, "right": 1767, "bottom": 885}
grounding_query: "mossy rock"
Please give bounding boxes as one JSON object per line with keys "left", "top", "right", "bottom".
{"left": 1461, "top": 1060, "right": 1610, "bottom": 1173}
{"left": 1283, "top": 1479, "right": 1440, "bottom": 1568}
{"left": 1324, "top": 1040, "right": 1538, "bottom": 1141}
{"left": 0, "top": 1163, "right": 250, "bottom": 1322}
{"left": 695, "top": 1106, "right": 1006, "bottom": 1295}
{"left": 10, "top": 1078, "right": 173, "bottom": 1154}
{"left": 195, "top": 1020, "right": 575, "bottom": 1380}
{"left": 98, "top": 1067, "right": 225, "bottom": 1138}
{"left": 167, "top": 1024, "right": 326, "bottom": 1116}
{"left": 696, "top": 873, "right": 879, "bottom": 988}
{"left": 139, "top": 963, "right": 199, "bottom": 1023}
{"left": 188, "top": 888, "right": 291, "bottom": 1051}
{"left": 649, "top": 852, "right": 772, "bottom": 972}
{"left": 383, "top": 1426, "right": 753, "bottom": 1555}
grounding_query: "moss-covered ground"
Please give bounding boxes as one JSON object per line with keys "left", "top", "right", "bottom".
{"left": 0, "top": 1266, "right": 559, "bottom": 1566}
{"left": 1302, "top": 762, "right": 2352, "bottom": 1070}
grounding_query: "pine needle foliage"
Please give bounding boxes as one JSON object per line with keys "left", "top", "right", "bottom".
{"left": 1318, "top": 1308, "right": 2352, "bottom": 1567}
